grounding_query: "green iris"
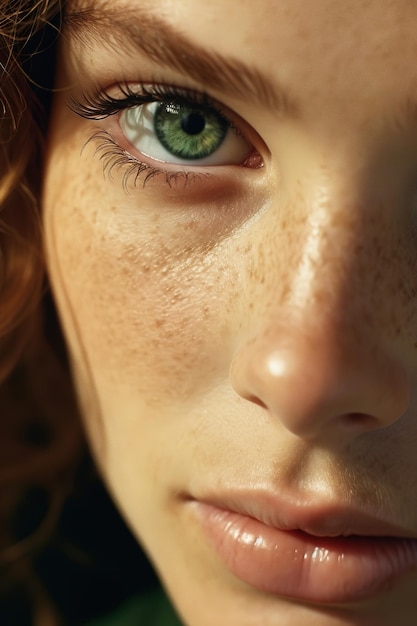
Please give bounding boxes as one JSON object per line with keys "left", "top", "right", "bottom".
{"left": 154, "top": 102, "right": 228, "bottom": 160}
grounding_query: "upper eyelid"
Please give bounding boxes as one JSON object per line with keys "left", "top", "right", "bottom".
{"left": 69, "top": 83, "right": 233, "bottom": 122}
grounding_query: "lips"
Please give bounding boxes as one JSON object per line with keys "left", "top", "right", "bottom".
{"left": 188, "top": 492, "right": 417, "bottom": 605}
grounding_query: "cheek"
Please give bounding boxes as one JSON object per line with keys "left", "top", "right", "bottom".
{"left": 42, "top": 153, "right": 244, "bottom": 417}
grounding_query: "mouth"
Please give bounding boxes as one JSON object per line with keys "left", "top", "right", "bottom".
{"left": 186, "top": 491, "right": 417, "bottom": 605}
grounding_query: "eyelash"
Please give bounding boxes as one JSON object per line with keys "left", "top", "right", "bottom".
{"left": 70, "top": 83, "right": 254, "bottom": 189}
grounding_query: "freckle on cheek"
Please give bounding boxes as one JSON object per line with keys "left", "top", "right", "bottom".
{"left": 56, "top": 206, "right": 241, "bottom": 404}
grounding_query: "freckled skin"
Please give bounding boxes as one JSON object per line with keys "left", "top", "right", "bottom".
{"left": 43, "top": 1, "right": 417, "bottom": 624}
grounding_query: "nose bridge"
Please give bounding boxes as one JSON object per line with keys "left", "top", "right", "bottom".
{"left": 254, "top": 172, "right": 394, "bottom": 341}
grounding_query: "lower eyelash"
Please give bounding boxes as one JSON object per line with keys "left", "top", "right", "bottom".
{"left": 85, "top": 130, "right": 206, "bottom": 190}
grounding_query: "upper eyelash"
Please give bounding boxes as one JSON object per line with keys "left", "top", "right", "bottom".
{"left": 69, "top": 82, "right": 228, "bottom": 121}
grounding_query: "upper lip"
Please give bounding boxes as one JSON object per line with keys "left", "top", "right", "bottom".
{"left": 191, "top": 489, "right": 416, "bottom": 539}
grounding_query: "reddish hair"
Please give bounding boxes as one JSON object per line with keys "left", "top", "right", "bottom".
{"left": 0, "top": 3, "right": 84, "bottom": 623}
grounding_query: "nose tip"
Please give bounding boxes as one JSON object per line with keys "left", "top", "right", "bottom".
{"left": 230, "top": 330, "right": 410, "bottom": 441}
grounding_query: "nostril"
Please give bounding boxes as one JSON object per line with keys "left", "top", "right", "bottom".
{"left": 246, "top": 395, "right": 268, "bottom": 410}
{"left": 340, "top": 412, "right": 380, "bottom": 431}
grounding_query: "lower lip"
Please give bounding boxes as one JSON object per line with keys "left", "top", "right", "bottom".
{"left": 193, "top": 502, "right": 417, "bottom": 604}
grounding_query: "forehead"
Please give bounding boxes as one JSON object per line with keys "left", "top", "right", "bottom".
{"left": 66, "top": 0, "right": 417, "bottom": 59}
{"left": 65, "top": 0, "right": 417, "bottom": 109}
{"left": 152, "top": 0, "right": 415, "bottom": 58}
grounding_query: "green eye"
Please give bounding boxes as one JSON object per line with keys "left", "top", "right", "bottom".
{"left": 120, "top": 94, "right": 253, "bottom": 167}
{"left": 154, "top": 103, "right": 228, "bottom": 160}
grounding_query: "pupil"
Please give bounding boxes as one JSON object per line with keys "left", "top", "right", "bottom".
{"left": 181, "top": 112, "right": 206, "bottom": 135}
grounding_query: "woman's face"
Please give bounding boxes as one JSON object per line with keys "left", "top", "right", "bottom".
{"left": 43, "top": 1, "right": 417, "bottom": 624}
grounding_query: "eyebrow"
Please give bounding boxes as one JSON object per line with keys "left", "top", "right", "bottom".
{"left": 63, "top": 4, "right": 296, "bottom": 116}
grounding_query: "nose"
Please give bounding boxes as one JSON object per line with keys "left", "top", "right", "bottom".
{"left": 231, "top": 326, "right": 410, "bottom": 441}
{"left": 230, "top": 189, "right": 411, "bottom": 442}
